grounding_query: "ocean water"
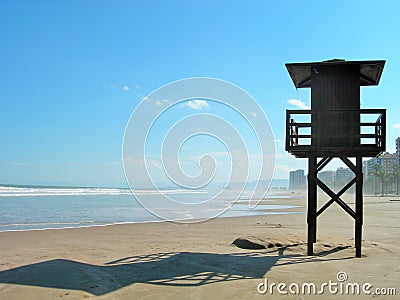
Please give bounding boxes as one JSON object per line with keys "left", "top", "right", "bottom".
{"left": 0, "top": 185, "right": 298, "bottom": 232}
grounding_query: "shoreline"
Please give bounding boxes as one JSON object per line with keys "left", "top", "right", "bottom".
{"left": 0, "top": 192, "right": 304, "bottom": 233}
{"left": 0, "top": 207, "right": 304, "bottom": 233}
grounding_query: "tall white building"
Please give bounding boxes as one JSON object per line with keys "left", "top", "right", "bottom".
{"left": 289, "top": 169, "right": 306, "bottom": 190}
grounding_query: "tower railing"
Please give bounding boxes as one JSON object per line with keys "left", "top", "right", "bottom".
{"left": 286, "top": 109, "right": 386, "bottom": 156}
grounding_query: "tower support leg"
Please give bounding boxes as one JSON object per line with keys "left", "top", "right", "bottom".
{"left": 307, "top": 156, "right": 317, "bottom": 256}
{"left": 355, "top": 156, "right": 363, "bottom": 258}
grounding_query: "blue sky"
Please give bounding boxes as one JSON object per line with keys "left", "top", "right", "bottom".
{"left": 1, "top": 1, "right": 399, "bottom": 187}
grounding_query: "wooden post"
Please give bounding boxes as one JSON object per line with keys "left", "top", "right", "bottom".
{"left": 307, "top": 156, "right": 317, "bottom": 255}
{"left": 355, "top": 156, "right": 363, "bottom": 257}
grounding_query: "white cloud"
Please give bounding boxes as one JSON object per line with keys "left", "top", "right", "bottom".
{"left": 123, "top": 86, "right": 130, "bottom": 91}
{"left": 9, "top": 162, "right": 28, "bottom": 166}
{"left": 148, "top": 159, "right": 163, "bottom": 170}
{"left": 287, "top": 99, "right": 310, "bottom": 110}
{"left": 181, "top": 145, "right": 197, "bottom": 150}
{"left": 393, "top": 123, "right": 400, "bottom": 129}
{"left": 251, "top": 112, "right": 257, "bottom": 118}
{"left": 135, "top": 84, "right": 141, "bottom": 90}
{"left": 188, "top": 152, "right": 230, "bottom": 162}
{"left": 155, "top": 99, "right": 170, "bottom": 107}
{"left": 186, "top": 99, "right": 209, "bottom": 110}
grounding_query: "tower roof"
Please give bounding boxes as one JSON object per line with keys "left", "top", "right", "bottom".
{"left": 285, "top": 59, "right": 386, "bottom": 88}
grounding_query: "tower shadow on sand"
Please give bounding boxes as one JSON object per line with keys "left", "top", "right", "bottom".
{"left": 0, "top": 245, "right": 351, "bottom": 296}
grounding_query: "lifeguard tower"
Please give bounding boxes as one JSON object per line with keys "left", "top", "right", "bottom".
{"left": 285, "top": 59, "right": 386, "bottom": 257}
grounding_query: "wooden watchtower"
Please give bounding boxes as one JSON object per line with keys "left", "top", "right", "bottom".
{"left": 285, "top": 59, "right": 386, "bottom": 257}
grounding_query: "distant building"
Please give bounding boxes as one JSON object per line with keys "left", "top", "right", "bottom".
{"left": 364, "top": 158, "right": 379, "bottom": 180}
{"left": 362, "top": 160, "right": 370, "bottom": 179}
{"left": 289, "top": 169, "right": 306, "bottom": 190}
{"left": 365, "top": 152, "right": 398, "bottom": 176}
{"left": 335, "top": 167, "right": 355, "bottom": 186}
{"left": 361, "top": 137, "right": 400, "bottom": 194}
{"left": 318, "top": 170, "right": 335, "bottom": 189}
{"left": 380, "top": 152, "right": 397, "bottom": 174}
{"left": 363, "top": 151, "right": 399, "bottom": 195}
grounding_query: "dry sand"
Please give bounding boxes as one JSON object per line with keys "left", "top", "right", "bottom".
{"left": 0, "top": 193, "right": 399, "bottom": 299}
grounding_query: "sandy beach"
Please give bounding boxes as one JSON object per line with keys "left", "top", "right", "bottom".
{"left": 0, "top": 193, "right": 399, "bottom": 299}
